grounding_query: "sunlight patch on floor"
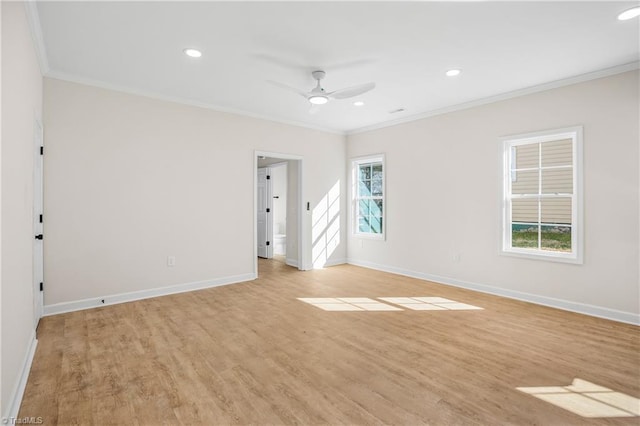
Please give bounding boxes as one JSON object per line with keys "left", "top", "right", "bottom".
{"left": 298, "top": 296, "right": 483, "bottom": 312}
{"left": 297, "top": 297, "right": 402, "bottom": 311}
{"left": 517, "top": 378, "right": 640, "bottom": 418}
{"left": 378, "top": 297, "right": 483, "bottom": 311}
{"left": 337, "top": 297, "right": 403, "bottom": 311}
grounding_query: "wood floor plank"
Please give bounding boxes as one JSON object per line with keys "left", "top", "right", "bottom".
{"left": 19, "top": 258, "right": 640, "bottom": 425}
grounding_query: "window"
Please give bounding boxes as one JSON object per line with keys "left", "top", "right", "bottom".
{"left": 502, "top": 127, "right": 582, "bottom": 263}
{"left": 352, "top": 155, "right": 385, "bottom": 239}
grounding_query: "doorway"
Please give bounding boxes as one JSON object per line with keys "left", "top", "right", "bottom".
{"left": 254, "top": 151, "right": 305, "bottom": 275}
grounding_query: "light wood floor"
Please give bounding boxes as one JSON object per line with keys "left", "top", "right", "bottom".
{"left": 20, "top": 259, "right": 639, "bottom": 425}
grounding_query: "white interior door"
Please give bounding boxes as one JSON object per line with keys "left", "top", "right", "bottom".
{"left": 33, "top": 119, "right": 44, "bottom": 324}
{"left": 257, "top": 167, "right": 273, "bottom": 258}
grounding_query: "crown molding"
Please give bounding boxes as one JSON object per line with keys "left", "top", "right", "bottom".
{"left": 347, "top": 61, "right": 640, "bottom": 136}
{"left": 45, "top": 70, "right": 346, "bottom": 136}
{"left": 24, "top": 0, "right": 637, "bottom": 139}
{"left": 44, "top": 60, "right": 639, "bottom": 138}
{"left": 23, "top": 0, "right": 50, "bottom": 75}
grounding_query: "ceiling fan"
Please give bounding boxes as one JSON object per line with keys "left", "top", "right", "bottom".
{"left": 270, "top": 70, "right": 375, "bottom": 107}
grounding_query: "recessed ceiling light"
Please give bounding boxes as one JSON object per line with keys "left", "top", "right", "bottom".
{"left": 353, "top": 101, "right": 365, "bottom": 107}
{"left": 446, "top": 69, "right": 461, "bottom": 77}
{"left": 183, "top": 48, "right": 202, "bottom": 58}
{"left": 618, "top": 6, "right": 640, "bottom": 20}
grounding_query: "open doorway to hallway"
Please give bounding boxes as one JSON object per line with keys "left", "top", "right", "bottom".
{"left": 254, "top": 152, "right": 304, "bottom": 276}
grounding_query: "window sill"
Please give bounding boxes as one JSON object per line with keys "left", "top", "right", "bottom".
{"left": 353, "top": 232, "right": 386, "bottom": 241}
{"left": 501, "top": 248, "right": 583, "bottom": 265}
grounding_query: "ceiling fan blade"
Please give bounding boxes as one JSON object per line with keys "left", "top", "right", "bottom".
{"left": 328, "top": 82, "right": 375, "bottom": 100}
{"left": 266, "top": 80, "right": 308, "bottom": 99}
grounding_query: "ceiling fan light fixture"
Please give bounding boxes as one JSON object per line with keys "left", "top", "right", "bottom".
{"left": 618, "top": 6, "right": 640, "bottom": 20}
{"left": 183, "top": 48, "right": 202, "bottom": 58}
{"left": 353, "top": 101, "right": 365, "bottom": 106}
{"left": 308, "top": 95, "right": 329, "bottom": 105}
{"left": 446, "top": 69, "right": 461, "bottom": 77}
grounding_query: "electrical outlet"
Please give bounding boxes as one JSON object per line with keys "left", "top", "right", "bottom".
{"left": 167, "top": 256, "right": 176, "bottom": 267}
{"left": 453, "top": 253, "right": 461, "bottom": 262}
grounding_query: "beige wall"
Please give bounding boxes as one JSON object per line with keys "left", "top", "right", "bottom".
{"left": 1, "top": 1, "right": 42, "bottom": 414}
{"left": 347, "top": 70, "right": 639, "bottom": 319}
{"left": 43, "top": 78, "right": 346, "bottom": 306}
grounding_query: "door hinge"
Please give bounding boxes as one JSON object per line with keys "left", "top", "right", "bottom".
{"left": 266, "top": 241, "right": 270, "bottom": 246}
{"left": 40, "top": 146, "right": 44, "bottom": 155}
{"left": 39, "top": 282, "right": 43, "bottom": 292}
{"left": 266, "top": 208, "right": 270, "bottom": 213}
{"left": 35, "top": 234, "right": 43, "bottom": 240}
{"left": 39, "top": 214, "right": 43, "bottom": 223}
{"left": 266, "top": 175, "right": 271, "bottom": 180}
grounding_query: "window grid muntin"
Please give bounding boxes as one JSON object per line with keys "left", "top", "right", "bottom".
{"left": 505, "top": 132, "right": 578, "bottom": 258}
{"left": 356, "top": 162, "right": 383, "bottom": 234}
{"left": 353, "top": 157, "right": 384, "bottom": 238}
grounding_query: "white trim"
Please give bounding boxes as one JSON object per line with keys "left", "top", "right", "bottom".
{"left": 285, "top": 258, "right": 299, "bottom": 268}
{"left": 500, "top": 249, "right": 582, "bottom": 264}
{"left": 41, "top": 62, "right": 637, "bottom": 138}
{"left": 23, "top": 0, "right": 50, "bottom": 75}
{"left": 32, "top": 118, "right": 44, "bottom": 323}
{"left": 3, "top": 332, "right": 38, "bottom": 422}
{"left": 259, "top": 160, "right": 288, "bottom": 169}
{"left": 46, "top": 71, "right": 343, "bottom": 135}
{"left": 499, "top": 126, "right": 582, "bottom": 145}
{"left": 43, "top": 273, "right": 256, "bottom": 316}
{"left": 348, "top": 62, "right": 639, "bottom": 135}
{"left": 321, "top": 257, "right": 347, "bottom": 268}
{"left": 347, "top": 258, "right": 640, "bottom": 326}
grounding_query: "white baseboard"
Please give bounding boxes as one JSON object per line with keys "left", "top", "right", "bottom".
{"left": 43, "top": 273, "right": 257, "bottom": 316}
{"left": 322, "top": 257, "right": 347, "bottom": 268}
{"left": 3, "top": 331, "right": 38, "bottom": 422}
{"left": 285, "top": 258, "right": 298, "bottom": 268}
{"left": 347, "top": 258, "right": 640, "bottom": 326}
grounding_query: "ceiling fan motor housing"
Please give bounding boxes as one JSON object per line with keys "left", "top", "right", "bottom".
{"left": 312, "top": 70, "right": 326, "bottom": 81}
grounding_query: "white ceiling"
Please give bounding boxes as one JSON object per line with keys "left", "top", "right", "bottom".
{"left": 35, "top": 1, "right": 639, "bottom": 134}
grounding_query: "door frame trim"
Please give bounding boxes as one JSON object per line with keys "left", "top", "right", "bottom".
{"left": 32, "top": 117, "right": 44, "bottom": 324}
{"left": 253, "top": 151, "right": 306, "bottom": 274}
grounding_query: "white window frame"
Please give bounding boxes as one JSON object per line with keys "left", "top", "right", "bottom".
{"left": 352, "top": 154, "right": 386, "bottom": 240}
{"left": 501, "top": 126, "right": 583, "bottom": 264}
